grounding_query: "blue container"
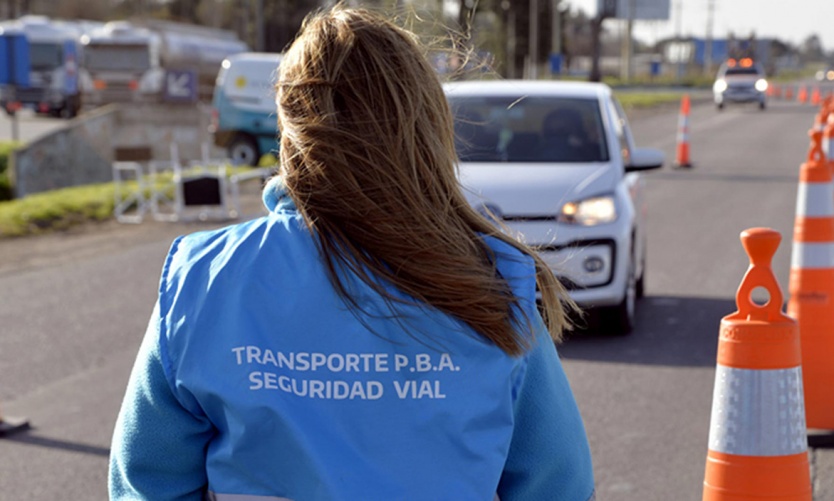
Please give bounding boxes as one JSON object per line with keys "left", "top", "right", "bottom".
{"left": 0, "top": 31, "right": 30, "bottom": 87}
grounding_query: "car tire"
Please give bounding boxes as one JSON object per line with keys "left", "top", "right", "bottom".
{"left": 228, "top": 135, "right": 260, "bottom": 166}
{"left": 636, "top": 247, "right": 646, "bottom": 299}
{"left": 601, "top": 250, "right": 637, "bottom": 335}
{"left": 759, "top": 101, "right": 766, "bottom": 111}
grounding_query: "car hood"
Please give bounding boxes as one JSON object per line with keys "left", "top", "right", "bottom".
{"left": 458, "top": 162, "right": 618, "bottom": 217}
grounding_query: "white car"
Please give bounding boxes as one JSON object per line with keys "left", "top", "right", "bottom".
{"left": 445, "top": 80, "right": 664, "bottom": 334}
{"left": 713, "top": 58, "right": 768, "bottom": 110}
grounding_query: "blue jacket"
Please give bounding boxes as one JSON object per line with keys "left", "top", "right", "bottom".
{"left": 109, "top": 179, "right": 595, "bottom": 501}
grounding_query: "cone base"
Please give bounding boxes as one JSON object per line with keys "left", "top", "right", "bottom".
{"left": 673, "top": 162, "right": 693, "bottom": 169}
{"left": 703, "top": 451, "right": 812, "bottom": 500}
{"left": 808, "top": 429, "right": 834, "bottom": 448}
{"left": 0, "top": 417, "right": 30, "bottom": 437}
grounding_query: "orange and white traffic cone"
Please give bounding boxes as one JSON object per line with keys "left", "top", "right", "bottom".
{"left": 822, "top": 98, "right": 834, "bottom": 163}
{"left": 811, "top": 86, "right": 822, "bottom": 106}
{"left": 0, "top": 403, "right": 30, "bottom": 437}
{"left": 703, "top": 227, "right": 811, "bottom": 501}
{"left": 785, "top": 86, "right": 795, "bottom": 101}
{"left": 787, "top": 129, "right": 834, "bottom": 431}
{"left": 674, "top": 94, "right": 692, "bottom": 168}
{"left": 798, "top": 85, "right": 809, "bottom": 104}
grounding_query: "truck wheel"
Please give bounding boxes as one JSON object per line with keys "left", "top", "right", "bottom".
{"left": 228, "top": 135, "right": 260, "bottom": 166}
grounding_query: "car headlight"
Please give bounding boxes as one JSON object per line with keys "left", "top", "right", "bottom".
{"left": 827, "top": 70, "right": 834, "bottom": 81}
{"left": 755, "top": 79, "right": 768, "bottom": 92}
{"left": 559, "top": 195, "right": 617, "bottom": 226}
{"left": 713, "top": 79, "right": 727, "bottom": 92}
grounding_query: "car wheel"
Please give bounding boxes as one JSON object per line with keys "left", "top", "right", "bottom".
{"left": 636, "top": 247, "right": 646, "bottom": 299}
{"left": 759, "top": 101, "right": 766, "bottom": 110}
{"left": 601, "top": 250, "right": 637, "bottom": 335}
{"left": 228, "top": 135, "right": 260, "bottom": 166}
{"left": 59, "top": 106, "right": 76, "bottom": 119}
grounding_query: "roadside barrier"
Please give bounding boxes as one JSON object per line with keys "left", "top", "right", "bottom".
{"left": 0, "top": 404, "right": 30, "bottom": 437}
{"left": 787, "top": 129, "right": 834, "bottom": 430}
{"left": 703, "top": 228, "right": 811, "bottom": 501}
{"left": 674, "top": 94, "right": 692, "bottom": 168}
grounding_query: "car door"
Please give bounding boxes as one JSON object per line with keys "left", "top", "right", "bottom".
{"left": 605, "top": 96, "right": 646, "bottom": 283}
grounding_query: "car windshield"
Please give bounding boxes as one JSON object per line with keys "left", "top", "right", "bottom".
{"left": 448, "top": 95, "right": 609, "bottom": 163}
{"left": 724, "top": 67, "right": 760, "bottom": 76}
{"left": 29, "top": 42, "right": 63, "bottom": 70}
{"left": 84, "top": 44, "right": 151, "bottom": 72}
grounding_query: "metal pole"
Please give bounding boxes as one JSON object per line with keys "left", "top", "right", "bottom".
{"left": 551, "top": 0, "right": 561, "bottom": 76}
{"left": 254, "top": 0, "right": 264, "bottom": 52}
{"left": 675, "top": 0, "right": 683, "bottom": 80}
{"left": 705, "top": 0, "right": 714, "bottom": 74}
{"left": 529, "top": 0, "right": 538, "bottom": 79}
{"left": 507, "top": 5, "right": 516, "bottom": 79}
{"left": 621, "top": 0, "right": 635, "bottom": 81}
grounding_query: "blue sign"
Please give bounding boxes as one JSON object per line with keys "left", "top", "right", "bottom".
{"left": 164, "top": 69, "right": 198, "bottom": 102}
{"left": 549, "top": 53, "right": 563, "bottom": 75}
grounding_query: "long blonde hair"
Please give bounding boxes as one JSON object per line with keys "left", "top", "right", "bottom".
{"left": 276, "top": 5, "right": 575, "bottom": 355}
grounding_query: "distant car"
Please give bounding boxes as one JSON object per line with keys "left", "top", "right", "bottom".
{"left": 444, "top": 80, "right": 664, "bottom": 334}
{"left": 815, "top": 67, "right": 834, "bottom": 82}
{"left": 713, "top": 58, "right": 768, "bottom": 110}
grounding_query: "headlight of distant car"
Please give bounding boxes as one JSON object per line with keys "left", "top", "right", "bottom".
{"left": 713, "top": 79, "right": 727, "bottom": 93}
{"left": 558, "top": 195, "right": 617, "bottom": 226}
{"left": 827, "top": 70, "right": 834, "bottom": 81}
{"left": 755, "top": 79, "right": 768, "bottom": 92}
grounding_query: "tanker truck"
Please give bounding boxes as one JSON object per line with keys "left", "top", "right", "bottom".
{"left": 79, "top": 19, "right": 248, "bottom": 107}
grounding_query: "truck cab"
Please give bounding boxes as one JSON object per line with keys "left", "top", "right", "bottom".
{"left": 0, "top": 16, "right": 85, "bottom": 118}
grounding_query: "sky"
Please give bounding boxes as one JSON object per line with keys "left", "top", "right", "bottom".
{"left": 566, "top": 0, "right": 834, "bottom": 51}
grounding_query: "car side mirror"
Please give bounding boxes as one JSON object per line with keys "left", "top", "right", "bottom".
{"left": 626, "top": 147, "right": 664, "bottom": 172}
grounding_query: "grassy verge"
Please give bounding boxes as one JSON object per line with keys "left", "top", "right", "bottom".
{"left": 0, "top": 182, "right": 117, "bottom": 238}
{"left": 614, "top": 92, "right": 688, "bottom": 110}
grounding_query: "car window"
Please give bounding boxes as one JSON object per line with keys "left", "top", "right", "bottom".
{"left": 606, "top": 97, "right": 631, "bottom": 166}
{"left": 449, "top": 96, "right": 610, "bottom": 163}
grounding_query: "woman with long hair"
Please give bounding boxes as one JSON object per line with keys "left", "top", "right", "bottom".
{"left": 109, "top": 5, "right": 594, "bottom": 500}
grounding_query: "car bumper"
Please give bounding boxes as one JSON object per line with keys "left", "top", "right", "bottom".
{"left": 511, "top": 221, "right": 631, "bottom": 308}
{"left": 715, "top": 90, "right": 765, "bottom": 104}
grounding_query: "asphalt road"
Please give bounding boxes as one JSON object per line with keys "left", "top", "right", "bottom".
{"left": 0, "top": 108, "right": 69, "bottom": 143}
{"left": 1, "top": 96, "right": 832, "bottom": 500}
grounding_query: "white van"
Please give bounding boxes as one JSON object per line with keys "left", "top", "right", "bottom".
{"left": 211, "top": 52, "right": 282, "bottom": 165}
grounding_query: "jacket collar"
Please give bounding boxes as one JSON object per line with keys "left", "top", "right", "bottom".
{"left": 262, "top": 176, "right": 297, "bottom": 213}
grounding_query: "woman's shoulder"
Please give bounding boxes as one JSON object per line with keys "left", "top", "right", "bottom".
{"left": 481, "top": 234, "right": 535, "bottom": 272}
{"left": 480, "top": 234, "right": 537, "bottom": 306}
